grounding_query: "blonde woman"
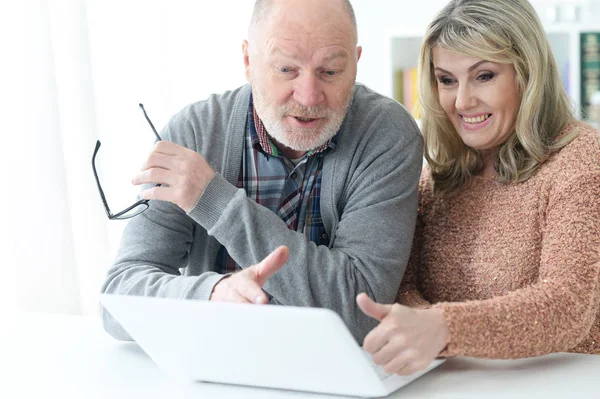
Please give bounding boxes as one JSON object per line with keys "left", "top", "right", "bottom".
{"left": 357, "top": 0, "right": 600, "bottom": 375}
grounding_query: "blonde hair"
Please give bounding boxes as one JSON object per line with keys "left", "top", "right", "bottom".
{"left": 419, "top": 0, "right": 577, "bottom": 195}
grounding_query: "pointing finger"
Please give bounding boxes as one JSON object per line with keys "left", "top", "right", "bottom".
{"left": 254, "top": 246, "right": 289, "bottom": 286}
{"left": 232, "top": 278, "right": 269, "bottom": 304}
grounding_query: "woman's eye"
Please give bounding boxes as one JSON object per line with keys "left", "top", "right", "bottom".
{"left": 280, "top": 67, "right": 291, "bottom": 73}
{"left": 477, "top": 73, "right": 495, "bottom": 82}
{"left": 438, "top": 77, "right": 455, "bottom": 85}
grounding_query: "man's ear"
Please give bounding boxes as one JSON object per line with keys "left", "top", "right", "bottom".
{"left": 242, "top": 40, "right": 251, "bottom": 82}
{"left": 356, "top": 46, "right": 363, "bottom": 63}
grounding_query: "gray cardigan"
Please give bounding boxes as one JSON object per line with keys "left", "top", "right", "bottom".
{"left": 101, "top": 83, "right": 423, "bottom": 343}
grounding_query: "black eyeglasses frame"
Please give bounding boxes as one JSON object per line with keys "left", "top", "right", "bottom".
{"left": 91, "top": 103, "right": 162, "bottom": 220}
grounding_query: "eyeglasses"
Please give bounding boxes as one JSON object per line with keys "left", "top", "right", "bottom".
{"left": 92, "top": 104, "right": 163, "bottom": 220}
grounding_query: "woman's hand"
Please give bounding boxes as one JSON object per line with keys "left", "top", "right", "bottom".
{"left": 357, "top": 293, "right": 450, "bottom": 375}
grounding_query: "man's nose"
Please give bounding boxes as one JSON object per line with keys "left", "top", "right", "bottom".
{"left": 293, "top": 73, "right": 325, "bottom": 107}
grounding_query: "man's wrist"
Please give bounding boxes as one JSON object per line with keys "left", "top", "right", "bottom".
{"left": 209, "top": 273, "right": 232, "bottom": 300}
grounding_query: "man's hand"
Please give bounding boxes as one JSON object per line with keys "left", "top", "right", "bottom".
{"left": 210, "top": 246, "right": 289, "bottom": 304}
{"left": 356, "top": 293, "right": 449, "bottom": 376}
{"left": 132, "top": 141, "right": 216, "bottom": 213}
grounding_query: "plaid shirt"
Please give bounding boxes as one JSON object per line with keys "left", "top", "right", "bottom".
{"left": 215, "top": 95, "right": 337, "bottom": 274}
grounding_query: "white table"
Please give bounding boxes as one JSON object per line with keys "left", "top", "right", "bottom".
{"left": 2, "top": 312, "right": 599, "bottom": 398}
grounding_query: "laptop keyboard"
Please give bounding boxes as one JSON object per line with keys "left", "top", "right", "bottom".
{"left": 362, "top": 350, "right": 393, "bottom": 380}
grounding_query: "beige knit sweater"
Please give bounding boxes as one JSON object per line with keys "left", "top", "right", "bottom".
{"left": 397, "top": 122, "right": 600, "bottom": 358}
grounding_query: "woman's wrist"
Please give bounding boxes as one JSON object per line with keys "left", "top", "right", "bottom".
{"left": 427, "top": 307, "right": 450, "bottom": 354}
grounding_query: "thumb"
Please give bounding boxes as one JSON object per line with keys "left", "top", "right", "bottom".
{"left": 254, "top": 246, "right": 289, "bottom": 286}
{"left": 356, "top": 293, "right": 392, "bottom": 321}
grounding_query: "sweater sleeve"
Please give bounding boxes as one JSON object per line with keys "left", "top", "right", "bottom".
{"left": 437, "top": 170, "right": 600, "bottom": 358}
{"left": 99, "top": 183, "right": 229, "bottom": 341}
{"left": 98, "top": 93, "right": 245, "bottom": 341}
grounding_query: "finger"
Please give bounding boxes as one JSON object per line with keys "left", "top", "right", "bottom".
{"left": 384, "top": 362, "right": 428, "bottom": 376}
{"left": 356, "top": 293, "right": 392, "bottom": 321}
{"left": 380, "top": 349, "right": 413, "bottom": 375}
{"left": 363, "top": 325, "right": 390, "bottom": 355}
{"left": 254, "top": 246, "right": 289, "bottom": 286}
{"left": 153, "top": 141, "right": 187, "bottom": 156}
{"left": 141, "top": 152, "right": 175, "bottom": 171}
{"left": 133, "top": 168, "right": 176, "bottom": 186}
{"left": 212, "top": 287, "right": 252, "bottom": 304}
{"left": 232, "top": 278, "right": 269, "bottom": 305}
{"left": 139, "top": 186, "right": 173, "bottom": 202}
{"left": 372, "top": 340, "right": 402, "bottom": 366}
{"left": 400, "top": 360, "right": 430, "bottom": 376}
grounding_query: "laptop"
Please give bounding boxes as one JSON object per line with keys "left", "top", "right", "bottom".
{"left": 100, "top": 294, "right": 444, "bottom": 397}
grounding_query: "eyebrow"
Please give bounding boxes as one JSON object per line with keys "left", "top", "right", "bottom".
{"left": 434, "top": 60, "right": 490, "bottom": 75}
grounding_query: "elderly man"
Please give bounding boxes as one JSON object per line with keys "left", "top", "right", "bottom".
{"left": 101, "top": 0, "right": 422, "bottom": 343}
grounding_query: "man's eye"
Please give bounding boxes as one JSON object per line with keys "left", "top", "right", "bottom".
{"left": 323, "top": 70, "right": 336, "bottom": 76}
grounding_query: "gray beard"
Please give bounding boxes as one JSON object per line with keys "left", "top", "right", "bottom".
{"left": 252, "top": 86, "right": 353, "bottom": 152}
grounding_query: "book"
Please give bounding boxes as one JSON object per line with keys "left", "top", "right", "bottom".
{"left": 393, "top": 69, "right": 404, "bottom": 105}
{"left": 393, "top": 67, "right": 420, "bottom": 119}
{"left": 580, "top": 32, "right": 600, "bottom": 121}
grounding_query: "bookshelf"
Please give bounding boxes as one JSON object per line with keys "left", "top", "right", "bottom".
{"left": 385, "top": 25, "right": 600, "bottom": 122}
